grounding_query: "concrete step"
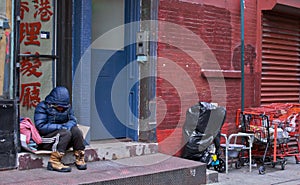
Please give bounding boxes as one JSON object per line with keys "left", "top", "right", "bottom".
{"left": 2, "top": 153, "right": 210, "bottom": 185}
{"left": 18, "top": 141, "right": 158, "bottom": 170}
{"left": 16, "top": 141, "right": 219, "bottom": 184}
{"left": 89, "top": 140, "right": 158, "bottom": 160}
{"left": 206, "top": 169, "right": 219, "bottom": 184}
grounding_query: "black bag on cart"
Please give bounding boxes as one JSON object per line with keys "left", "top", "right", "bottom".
{"left": 182, "top": 102, "right": 226, "bottom": 162}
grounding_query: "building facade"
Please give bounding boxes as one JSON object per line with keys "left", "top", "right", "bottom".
{"left": 156, "top": 0, "right": 300, "bottom": 156}
{"left": 0, "top": 0, "right": 19, "bottom": 170}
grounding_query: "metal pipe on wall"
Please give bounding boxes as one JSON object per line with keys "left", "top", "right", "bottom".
{"left": 240, "top": 0, "right": 245, "bottom": 112}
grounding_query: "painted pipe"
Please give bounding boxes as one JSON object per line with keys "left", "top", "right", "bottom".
{"left": 240, "top": 0, "right": 245, "bottom": 112}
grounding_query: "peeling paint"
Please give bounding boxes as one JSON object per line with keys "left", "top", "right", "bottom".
{"left": 18, "top": 154, "right": 43, "bottom": 170}
{"left": 18, "top": 142, "right": 158, "bottom": 170}
{"left": 85, "top": 148, "right": 100, "bottom": 162}
{"left": 135, "top": 145, "right": 144, "bottom": 156}
{"left": 112, "top": 153, "right": 118, "bottom": 160}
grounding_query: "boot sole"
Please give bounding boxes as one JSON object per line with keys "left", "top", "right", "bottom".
{"left": 47, "top": 163, "right": 72, "bottom": 172}
{"left": 75, "top": 164, "right": 87, "bottom": 170}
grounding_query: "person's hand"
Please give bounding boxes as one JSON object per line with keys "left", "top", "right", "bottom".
{"left": 61, "top": 124, "right": 73, "bottom": 130}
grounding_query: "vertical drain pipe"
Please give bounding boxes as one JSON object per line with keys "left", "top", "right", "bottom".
{"left": 240, "top": 0, "right": 245, "bottom": 112}
{"left": 240, "top": 0, "right": 246, "bottom": 164}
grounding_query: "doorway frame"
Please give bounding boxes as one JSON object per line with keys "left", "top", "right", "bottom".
{"left": 72, "top": 0, "right": 140, "bottom": 142}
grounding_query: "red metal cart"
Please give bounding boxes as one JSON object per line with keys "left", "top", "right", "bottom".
{"left": 236, "top": 103, "right": 300, "bottom": 174}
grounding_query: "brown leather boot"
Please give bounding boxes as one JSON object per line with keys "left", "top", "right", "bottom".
{"left": 74, "top": 150, "right": 87, "bottom": 170}
{"left": 47, "top": 152, "right": 71, "bottom": 172}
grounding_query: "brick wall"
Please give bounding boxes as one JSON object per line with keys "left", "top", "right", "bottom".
{"left": 157, "top": 0, "right": 258, "bottom": 156}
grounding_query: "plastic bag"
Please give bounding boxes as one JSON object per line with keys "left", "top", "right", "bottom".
{"left": 182, "top": 102, "right": 226, "bottom": 161}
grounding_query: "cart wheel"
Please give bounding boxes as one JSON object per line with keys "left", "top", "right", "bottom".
{"left": 251, "top": 158, "right": 256, "bottom": 165}
{"left": 295, "top": 158, "right": 299, "bottom": 164}
{"left": 281, "top": 159, "right": 287, "bottom": 170}
{"left": 258, "top": 166, "right": 266, "bottom": 175}
{"left": 235, "top": 160, "right": 242, "bottom": 169}
{"left": 243, "top": 158, "right": 249, "bottom": 165}
{"left": 271, "top": 162, "right": 276, "bottom": 168}
{"left": 214, "top": 158, "right": 226, "bottom": 173}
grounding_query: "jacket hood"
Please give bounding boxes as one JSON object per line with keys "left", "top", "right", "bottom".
{"left": 45, "top": 86, "right": 70, "bottom": 107}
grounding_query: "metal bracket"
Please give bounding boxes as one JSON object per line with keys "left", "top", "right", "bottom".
{"left": 18, "top": 54, "right": 59, "bottom": 59}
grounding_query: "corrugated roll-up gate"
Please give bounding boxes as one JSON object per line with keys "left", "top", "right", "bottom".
{"left": 261, "top": 11, "right": 300, "bottom": 105}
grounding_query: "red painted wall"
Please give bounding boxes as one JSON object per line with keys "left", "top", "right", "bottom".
{"left": 156, "top": 0, "right": 258, "bottom": 156}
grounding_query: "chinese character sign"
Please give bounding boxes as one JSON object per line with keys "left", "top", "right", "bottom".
{"left": 20, "top": 0, "right": 54, "bottom": 120}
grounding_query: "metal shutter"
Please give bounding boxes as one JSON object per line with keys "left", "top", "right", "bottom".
{"left": 261, "top": 11, "right": 300, "bottom": 105}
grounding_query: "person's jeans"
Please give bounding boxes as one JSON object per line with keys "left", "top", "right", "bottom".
{"left": 38, "top": 126, "right": 85, "bottom": 153}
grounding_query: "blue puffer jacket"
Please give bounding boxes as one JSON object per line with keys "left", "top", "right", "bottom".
{"left": 34, "top": 86, "right": 77, "bottom": 136}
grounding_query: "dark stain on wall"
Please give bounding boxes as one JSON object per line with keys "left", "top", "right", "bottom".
{"left": 232, "top": 44, "right": 256, "bottom": 73}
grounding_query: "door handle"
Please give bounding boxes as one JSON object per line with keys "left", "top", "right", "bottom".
{"left": 18, "top": 53, "right": 59, "bottom": 59}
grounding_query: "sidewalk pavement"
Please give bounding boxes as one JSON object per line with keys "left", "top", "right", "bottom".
{"left": 210, "top": 156, "right": 300, "bottom": 185}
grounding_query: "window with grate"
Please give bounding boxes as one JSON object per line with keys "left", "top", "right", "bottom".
{"left": 261, "top": 11, "right": 300, "bottom": 105}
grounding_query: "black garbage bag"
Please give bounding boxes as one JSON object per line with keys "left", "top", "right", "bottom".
{"left": 181, "top": 102, "right": 226, "bottom": 161}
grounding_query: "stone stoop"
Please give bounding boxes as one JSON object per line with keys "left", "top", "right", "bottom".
{"left": 17, "top": 141, "right": 219, "bottom": 184}
{"left": 17, "top": 141, "right": 158, "bottom": 170}
{"left": 17, "top": 147, "right": 98, "bottom": 170}
{"left": 95, "top": 154, "right": 208, "bottom": 185}
{"left": 206, "top": 169, "right": 219, "bottom": 184}
{"left": 90, "top": 141, "right": 159, "bottom": 160}
{"left": 1, "top": 153, "right": 211, "bottom": 185}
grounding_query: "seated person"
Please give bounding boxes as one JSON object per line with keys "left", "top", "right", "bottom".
{"left": 34, "top": 86, "right": 87, "bottom": 172}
